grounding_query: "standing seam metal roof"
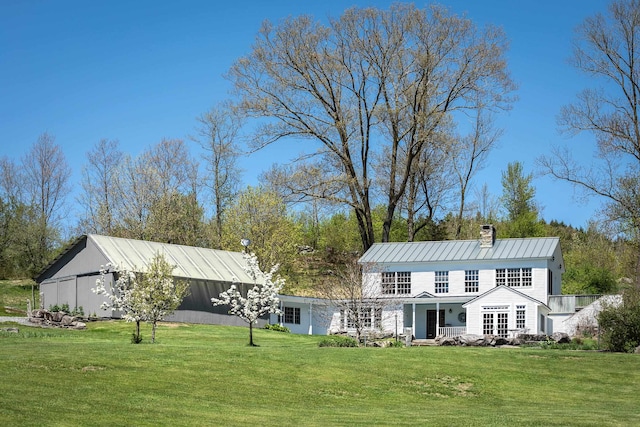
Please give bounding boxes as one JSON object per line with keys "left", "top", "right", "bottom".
{"left": 358, "top": 237, "right": 560, "bottom": 264}
{"left": 89, "top": 234, "right": 254, "bottom": 283}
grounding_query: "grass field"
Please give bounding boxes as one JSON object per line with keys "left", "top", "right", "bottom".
{"left": 0, "top": 279, "right": 37, "bottom": 316}
{"left": 1, "top": 319, "right": 639, "bottom": 426}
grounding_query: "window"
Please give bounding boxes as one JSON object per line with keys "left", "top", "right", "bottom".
{"left": 283, "top": 307, "right": 300, "bottom": 324}
{"left": 381, "top": 272, "right": 411, "bottom": 295}
{"left": 483, "top": 313, "right": 494, "bottom": 335}
{"left": 341, "top": 305, "right": 382, "bottom": 330}
{"left": 434, "top": 271, "right": 449, "bottom": 293}
{"left": 497, "top": 313, "right": 508, "bottom": 338}
{"left": 540, "top": 314, "right": 546, "bottom": 333}
{"left": 465, "top": 270, "right": 479, "bottom": 293}
{"left": 516, "top": 305, "right": 526, "bottom": 329}
{"left": 497, "top": 267, "right": 532, "bottom": 287}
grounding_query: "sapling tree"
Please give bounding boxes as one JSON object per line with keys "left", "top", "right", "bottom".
{"left": 93, "top": 252, "right": 189, "bottom": 343}
{"left": 211, "top": 251, "right": 284, "bottom": 346}
{"left": 94, "top": 264, "right": 146, "bottom": 343}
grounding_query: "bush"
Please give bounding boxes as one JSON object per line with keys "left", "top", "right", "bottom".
{"left": 49, "top": 304, "right": 60, "bottom": 313}
{"left": 388, "top": 339, "right": 405, "bottom": 348}
{"left": 264, "top": 323, "right": 290, "bottom": 333}
{"left": 61, "top": 303, "right": 70, "bottom": 313}
{"left": 598, "top": 288, "right": 640, "bottom": 352}
{"left": 318, "top": 335, "right": 358, "bottom": 347}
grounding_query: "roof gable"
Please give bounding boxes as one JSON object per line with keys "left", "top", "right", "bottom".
{"left": 359, "top": 237, "right": 560, "bottom": 265}
{"left": 462, "top": 285, "right": 549, "bottom": 309}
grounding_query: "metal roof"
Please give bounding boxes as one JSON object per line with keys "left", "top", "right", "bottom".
{"left": 89, "top": 234, "right": 254, "bottom": 283}
{"left": 359, "top": 237, "right": 560, "bottom": 264}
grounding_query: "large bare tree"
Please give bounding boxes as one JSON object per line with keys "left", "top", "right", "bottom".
{"left": 78, "top": 139, "right": 123, "bottom": 235}
{"left": 538, "top": 0, "right": 640, "bottom": 277}
{"left": 230, "top": 4, "right": 514, "bottom": 251}
{"left": 21, "top": 133, "right": 71, "bottom": 270}
{"left": 194, "top": 103, "right": 243, "bottom": 248}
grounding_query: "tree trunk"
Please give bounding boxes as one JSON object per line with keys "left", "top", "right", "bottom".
{"left": 249, "top": 322, "right": 255, "bottom": 346}
{"left": 152, "top": 321, "right": 157, "bottom": 343}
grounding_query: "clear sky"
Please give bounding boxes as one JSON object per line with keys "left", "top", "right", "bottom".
{"left": 0, "top": 0, "right": 609, "bottom": 230}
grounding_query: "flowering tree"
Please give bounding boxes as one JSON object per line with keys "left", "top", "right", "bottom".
{"left": 211, "top": 252, "right": 284, "bottom": 346}
{"left": 138, "top": 253, "right": 189, "bottom": 343}
{"left": 93, "top": 252, "right": 189, "bottom": 343}
{"left": 94, "top": 264, "right": 146, "bottom": 343}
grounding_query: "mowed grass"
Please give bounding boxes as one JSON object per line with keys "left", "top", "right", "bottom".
{"left": 0, "top": 279, "right": 37, "bottom": 315}
{"left": 1, "top": 320, "right": 639, "bottom": 426}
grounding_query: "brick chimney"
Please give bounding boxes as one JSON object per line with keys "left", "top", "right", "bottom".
{"left": 480, "top": 224, "right": 496, "bottom": 248}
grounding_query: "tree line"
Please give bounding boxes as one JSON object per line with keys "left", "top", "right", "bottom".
{"left": 1, "top": 2, "right": 639, "bottom": 296}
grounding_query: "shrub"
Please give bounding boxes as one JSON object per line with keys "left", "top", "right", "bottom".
{"left": 598, "top": 288, "right": 640, "bottom": 352}
{"left": 264, "top": 323, "right": 290, "bottom": 333}
{"left": 61, "top": 303, "right": 70, "bottom": 313}
{"left": 49, "top": 304, "right": 60, "bottom": 313}
{"left": 318, "top": 335, "right": 358, "bottom": 347}
{"left": 388, "top": 339, "right": 405, "bottom": 348}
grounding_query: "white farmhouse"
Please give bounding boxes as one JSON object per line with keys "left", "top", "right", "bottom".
{"left": 351, "top": 225, "right": 564, "bottom": 339}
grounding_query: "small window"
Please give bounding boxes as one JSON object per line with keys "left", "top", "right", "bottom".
{"left": 496, "top": 269, "right": 506, "bottom": 286}
{"left": 540, "top": 314, "right": 546, "bottom": 333}
{"left": 516, "top": 305, "right": 526, "bottom": 329}
{"left": 465, "top": 270, "right": 479, "bottom": 293}
{"left": 435, "top": 271, "right": 449, "bottom": 294}
{"left": 284, "top": 307, "right": 300, "bottom": 324}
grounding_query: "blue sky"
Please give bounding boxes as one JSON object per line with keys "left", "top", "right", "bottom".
{"left": 0, "top": 0, "right": 609, "bottom": 229}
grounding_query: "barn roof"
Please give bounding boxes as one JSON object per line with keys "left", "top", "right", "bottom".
{"left": 89, "top": 235, "right": 254, "bottom": 283}
{"left": 37, "top": 234, "right": 255, "bottom": 284}
{"left": 359, "top": 237, "right": 560, "bottom": 265}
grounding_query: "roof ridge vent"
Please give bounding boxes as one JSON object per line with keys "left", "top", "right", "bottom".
{"left": 480, "top": 225, "right": 496, "bottom": 248}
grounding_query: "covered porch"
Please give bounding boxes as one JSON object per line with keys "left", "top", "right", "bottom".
{"left": 402, "top": 295, "right": 473, "bottom": 340}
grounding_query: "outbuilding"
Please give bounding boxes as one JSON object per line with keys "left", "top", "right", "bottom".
{"left": 36, "top": 234, "right": 258, "bottom": 326}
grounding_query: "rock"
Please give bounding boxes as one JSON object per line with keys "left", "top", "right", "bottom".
{"left": 458, "top": 334, "right": 489, "bottom": 346}
{"left": 71, "top": 322, "right": 86, "bottom": 330}
{"left": 493, "top": 336, "right": 508, "bottom": 346}
{"left": 32, "top": 308, "right": 45, "bottom": 318}
{"left": 1, "top": 327, "right": 19, "bottom": 333}
{"left": 551, "top": 332, "right": 571, "bottom": 344}
{"left": 52, "top": 311, "right": 66, "bottom": 322}
{"left": 61, "top": 315, "right": 78, "bottom": 326}
{"left": 634, "top": 345, "right": 640, "bottom": 354}
{"left": 28, "top": 317, "right": 44, "bottom": 325}
{"left": 437, "top": 336, "right": 458, "bottom": 346}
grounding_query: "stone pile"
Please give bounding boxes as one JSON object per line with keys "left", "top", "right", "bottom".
{"left": 28, "top": 309, "right": 86, "bottom": 330}
{"left": 435, "top": 332, "right": 571, "bottom": 347}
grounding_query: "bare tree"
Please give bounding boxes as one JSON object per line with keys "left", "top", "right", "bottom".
{"left": 450, "top": 106, "right": 503, "bottom": 238}
{"left": 315, "top": 260, "right": 398, "bottom": 343}
{"left": 230, "top": 4, "right": 515, "bottom": 252}
{"left": 21, "top": 133, "right": 71, "bottom": 269}
{"left": 194, "top": 103, "right": 243, "bottom": 248}
{"left": 539, "top": 0, "right": 640, "bottom": 252}
{"left": 78, "top": 139, "right": 123, "bottom": 235}
{"left": 113, "top": 139, "right": 202, "bottom": 243}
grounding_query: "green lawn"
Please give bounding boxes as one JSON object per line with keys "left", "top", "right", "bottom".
{"left": 0, "top": 279, "right": 37, "bottom": 316}
{"left": 0, "top": 320, "right": 638, "bottom": 426}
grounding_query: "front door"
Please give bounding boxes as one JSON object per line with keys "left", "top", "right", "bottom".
{"left": 426, "top": 309, "right": 445, "bottom": 339}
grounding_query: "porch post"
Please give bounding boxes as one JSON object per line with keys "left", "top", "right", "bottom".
{"left": 308, "top": 302, "right": 313, "bottom": 335}
{"left": 412, "top": 302, "right": 416, "bottom": 339}
{"left": 279, "top": 301, "right": 283, "bottom": 326}
{"left": 436, "top": 301, "right": 440, "bottom": 337}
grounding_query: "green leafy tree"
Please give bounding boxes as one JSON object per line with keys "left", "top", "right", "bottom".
{"left": 500, "top": 162, "right": 545, "bottom": 238}
{"left": 221, "top": 186, "right": 300, "bottom": 271}
{"left": 598, "top": 287, "right": 640, "bottom": 352}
